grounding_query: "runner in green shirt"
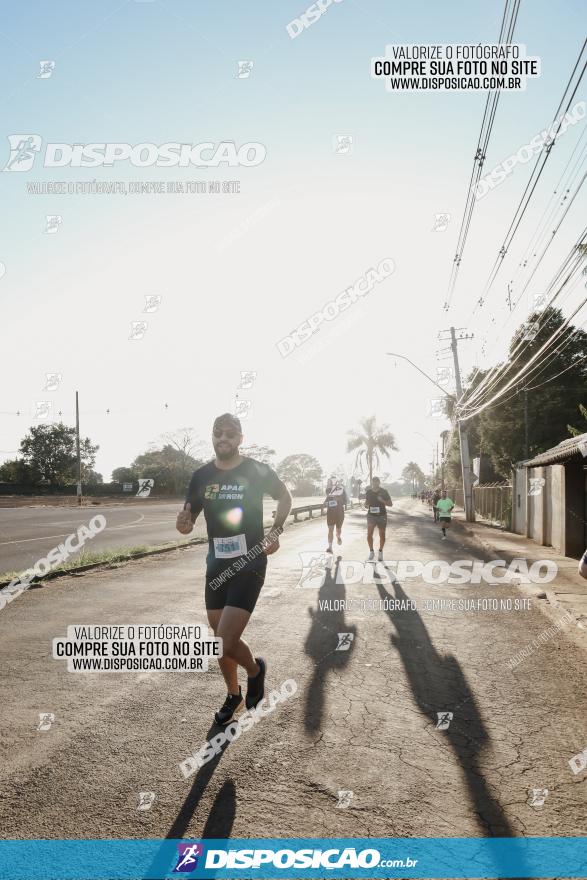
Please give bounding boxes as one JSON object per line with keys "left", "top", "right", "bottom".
{"left": 435, "top": 490, "right": 455, "bottom": 539}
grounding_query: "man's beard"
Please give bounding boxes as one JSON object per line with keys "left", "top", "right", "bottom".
{"left": 215, "top": 445, "right": 237, "bottom": 461}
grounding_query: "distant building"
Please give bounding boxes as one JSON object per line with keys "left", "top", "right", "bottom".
{"left": 512, "top": 433, "right": 587, "bottom": 558}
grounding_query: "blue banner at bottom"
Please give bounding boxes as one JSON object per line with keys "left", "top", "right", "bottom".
{"left": 0, "top": 837, "right": 586, "bottom": 879}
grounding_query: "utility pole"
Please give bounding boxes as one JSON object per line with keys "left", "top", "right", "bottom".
{"left": 440, "top": 430, "right": 448, "bottom": 491}
{"left": 438, "top": 327, "right": 475, "bottom": 522}
{"left": 75, "top": 391, "right": 82, "bottom": 506}
{"left": 524, "top": 385, "right": 529, "bottom": 459}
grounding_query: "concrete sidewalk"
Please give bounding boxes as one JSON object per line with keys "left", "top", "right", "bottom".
{"left": 452, "top": 507, "right": 587, "bottom": 639}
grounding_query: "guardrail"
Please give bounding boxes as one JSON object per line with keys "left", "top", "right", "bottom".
{"left": 273, "top": 501, "right": 359, "bottom": 523}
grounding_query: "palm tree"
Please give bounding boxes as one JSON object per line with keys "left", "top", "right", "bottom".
{"left": 347, "top": 416, "right": 398, "bottom": 484}
{"left": 402, "top": 461, "right": 425, "bottom": 494}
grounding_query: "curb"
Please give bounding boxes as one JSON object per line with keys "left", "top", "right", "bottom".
{"left": 0, "top": 537, "right": 208, "bottom": 591}
{"left": 460, "top": 523, "right": 587, "bottom": 650}
{"left": 0, "top": 506, "right": 326, "bottom": 591}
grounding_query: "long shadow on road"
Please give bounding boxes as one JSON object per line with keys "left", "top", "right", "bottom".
{"left": 303, "top": 556, "right": 357, "bottom": 734}
{"left": 143, "top": 722, "right": 235, "bottom": 878}
{"left": 375, "top": 574, "right": 529, "bottom": 876}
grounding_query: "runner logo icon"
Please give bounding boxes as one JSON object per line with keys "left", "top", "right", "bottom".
{"left": 174, "top": 843, "right": 204, "bottom": 872}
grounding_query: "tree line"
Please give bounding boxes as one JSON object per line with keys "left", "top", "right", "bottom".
{"left": 0, "top": 418, "right": 415, "bottom": 497}
{"left": 444, "top": 307, "right": 587, "bottom": 485}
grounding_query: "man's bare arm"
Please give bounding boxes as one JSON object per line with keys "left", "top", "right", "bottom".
{"left": 273, "top": 484, "right": 293, "bottom": 530}
{"left": 264, "top": 485, "right": 293, "bottom": 555}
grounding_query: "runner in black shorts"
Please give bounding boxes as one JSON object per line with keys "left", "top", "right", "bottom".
{"left": 364, "top": 476, "right": 392, "bottom": 562}
{"left": 176, "top": 413, "right": 292, "bottom": 725}
{"left": 323, "top": 478, "right": 348, "bottom": 553}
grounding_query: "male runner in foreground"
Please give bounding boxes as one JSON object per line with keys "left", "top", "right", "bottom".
{"left": 323, "top": 478, "right": 348, "bottom": 553}
{"left": 364, "top": 476, "right": 392, "bottom": 562}
{"left": 176, "top": 413, "right": 292, "bottom": 725}
{"left": 435, "top": 489, "right": 455, "bottom": 539}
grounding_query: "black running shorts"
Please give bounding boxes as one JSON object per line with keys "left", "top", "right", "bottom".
{"left": 205, "top": 562, "right": 267, "bottom": 613}
{"left": 326, "top": 509, "right": 345, "bottom": 527}
{"left": 367, "top": 513, "right": 387, "bottom": 528}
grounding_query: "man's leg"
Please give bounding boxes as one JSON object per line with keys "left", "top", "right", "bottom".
{"left": 327, "top": 523, "right": 334, "bottom": 549}
{"left": 216, "top": 605, "right": 259, "bottom": 678}
{"left": 207, "top": 608, "right": 240, "bottom": 694}
{"left": 378, "top": 524, "right": 386, "bottom": 551}
{"left": 367, "top": 521, "right": 375, "bottom": 551}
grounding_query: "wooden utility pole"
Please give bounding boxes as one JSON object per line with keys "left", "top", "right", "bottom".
{"left": 447, "top": 327, "right": 475, "bottom": 522}
{"left": 75, "top": 391, "right": 82, "bottom": 506}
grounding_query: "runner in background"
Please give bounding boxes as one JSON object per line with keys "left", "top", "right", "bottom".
{"left": 324, "top": 478, "right": 348, "bottom": 553}
{"left": 364, "top": 477, "right": 392, "bottom": 562}
{"left": 435, "top": 489, "right": 455, "bottom": 540}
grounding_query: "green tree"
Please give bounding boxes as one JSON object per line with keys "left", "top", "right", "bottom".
{"left": 0, "top": 458, "right": 39, "bottom": 484}
{"left": 568, "top": 403, "right": 587, "bottom": 436}
{"left": 401, "top": 461, "right": 426, "bottom": 493}
{"left": 276, "top": 453, "right": 323, "bottom": 496}
{"left": 131, "top": 444, "right": 204, "bottom": 495}
{"left": 241, "top": 445, "right": 277, "bottom": 466}
{"left": 19, "top": 423, "right": 98, "bottom": 488}
{"left": 447, "top": 307, "right": 587, "bottom": 480}
{"left": 84, "top": 470, "right": 103, "bottom": 485}
{"left": 347, "top": 416, "right": 398, "bottom": 484}
{"left": 111, "top": 466, "right": 137, "bottom": 484}
{"left": 161, "top": 429, "right": 208, "bottom": 464}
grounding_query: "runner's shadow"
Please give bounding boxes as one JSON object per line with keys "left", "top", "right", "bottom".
{"left": 303, "top": 557, "right": 357, "bottom": 734}
{"left": 143, "top": 722, "right": 235, "bottom": 878}
{"left": 201, "top": 779, "right": 236, "bottom": 838}
{"left": 374, "top": 575, "right": 529, "bottom": 874}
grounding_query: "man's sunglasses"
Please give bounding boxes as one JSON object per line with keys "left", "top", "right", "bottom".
{"left": 213, "top": 427, "right": 238, "bottom": 439}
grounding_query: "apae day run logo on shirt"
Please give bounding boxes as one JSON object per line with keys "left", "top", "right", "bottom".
{"left": 205, "top": 482, "right": 245, "bottom": 501}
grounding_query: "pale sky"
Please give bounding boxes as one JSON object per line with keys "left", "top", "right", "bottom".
{"left": 1, "top": 0, "right": 585, "bottom": 484}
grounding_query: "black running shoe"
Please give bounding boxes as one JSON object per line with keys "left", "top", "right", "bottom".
{"left": 246, "top": 657, "right": 266, "bottom": 710}
{"left": 214, "top": 687, "right": 244, "bottom": 725}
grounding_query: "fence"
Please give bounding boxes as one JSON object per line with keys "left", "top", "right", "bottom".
{"left": 0, "top": 482, "right": 153, "bottom": 497}
{"left": 453, "top": 483, "right": 512, "bottom": 528}
{"left": 275, "top": 500, "right": 360, "bottom": 523}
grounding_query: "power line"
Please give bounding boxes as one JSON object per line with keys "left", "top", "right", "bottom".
{"left": 468, "top": 37, "right": 587, "bottom": 321}
{"left": 516, "top": 124, "right": 587, "bottom": 275}
{"left": 461, "top": 228, "right": 586, "bottom": 409}
{"left": 461, "top": 244, "right": 585, "bottom": 409}
{"left": 443, "top": 0, "right": 521, "bottom": 311}
{"left": 460, "top": 319, "right": 587, "bottom": 415}
{"left": 458, "top": 293, "right": 587, "bottom": 420}
{"left": 470, "top": 120, "right": 587, "bottom": 371}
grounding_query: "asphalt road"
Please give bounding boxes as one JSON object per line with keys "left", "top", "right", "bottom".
{"left": 1, "top": 499, "right": 585, "bottom": 863}
{"left": 0, "top": 498, "right": 317, "bottom": 577}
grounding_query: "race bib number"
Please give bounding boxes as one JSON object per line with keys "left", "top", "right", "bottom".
{"left": 369, "top": 506, "right": 381, "bottom": 514}
{"left": 328, "top": 500, "right": 338, "bottom": 507}
{"left": 213, "top": 534, "right": 247, "bottom": 558}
